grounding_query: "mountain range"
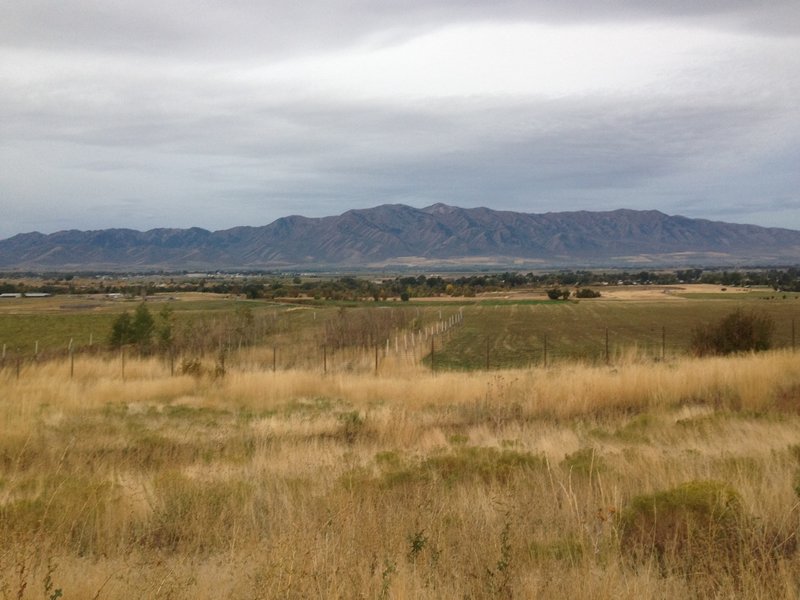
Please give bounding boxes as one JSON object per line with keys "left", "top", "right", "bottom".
{"left": 1, "top": 204, "right": 799, "bottom": 271}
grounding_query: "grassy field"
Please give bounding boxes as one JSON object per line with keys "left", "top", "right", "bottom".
{"left": 1, "top": 350, "right": 800, "bottom": 598}
{"left": 2, "top": 287, "right": 797, "bottom": 366}
{"left": 432, "top": 295, "right": 799, "bottom": 369}
{"left": 2, "top": 288, "right": 800, "bottom": 598}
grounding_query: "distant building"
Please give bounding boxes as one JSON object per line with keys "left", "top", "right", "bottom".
{"left": 0, "top": 293, "right": 22, "bottom": 298}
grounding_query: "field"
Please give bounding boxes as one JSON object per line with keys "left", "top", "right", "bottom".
{"left": 1, "top": 287, "right": 800, "bottom": 598}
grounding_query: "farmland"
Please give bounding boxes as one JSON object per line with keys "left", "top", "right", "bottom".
{"left": 1, "top": 284, "right": 800, "bottom": 598}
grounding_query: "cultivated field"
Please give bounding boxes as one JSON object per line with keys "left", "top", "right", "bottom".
{"left": 1, "top": 288, "right": 800, "bottom": 598}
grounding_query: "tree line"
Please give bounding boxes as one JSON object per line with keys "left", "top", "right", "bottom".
{"left": 3, "top": 267, "right": 800, "bottom": 300}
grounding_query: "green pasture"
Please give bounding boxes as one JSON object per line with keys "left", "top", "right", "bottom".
{"left": 430, "top": 296, "right": 800, "bottom": 369}
{"left": 0, "top": 297, "right": 322, "bottom": 357}
{"left": 0, "top": 293, "right": 797, "bottom": 365}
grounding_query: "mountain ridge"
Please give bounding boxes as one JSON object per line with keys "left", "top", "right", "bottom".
{"left": 1, "top": 204, "right": 799, "bottom": 270}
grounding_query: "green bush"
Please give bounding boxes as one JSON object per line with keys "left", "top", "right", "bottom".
{"left": 618, "top": 480, "right": 745, "bottom": 574}
{"left": 690, "top": 309, "right": 774, "bottom": 356}
{"left": 546, "top": 288, "right": 570, "bottom": 300}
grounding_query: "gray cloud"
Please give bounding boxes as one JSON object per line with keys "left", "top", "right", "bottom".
{"left": 1, "top": 1, "right": 799, "bottom": 239}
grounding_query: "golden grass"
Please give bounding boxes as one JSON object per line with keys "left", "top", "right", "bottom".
{"left": 2, "top": 351, "right": 800, "bottom": 598}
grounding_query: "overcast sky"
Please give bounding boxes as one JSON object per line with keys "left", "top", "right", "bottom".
{"left": 2, "top": 1, "right": 799, "bottom": 239}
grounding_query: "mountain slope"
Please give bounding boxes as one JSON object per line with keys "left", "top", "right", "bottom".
{"left": 1, "top": 204, "right": 799, "bottom": 270}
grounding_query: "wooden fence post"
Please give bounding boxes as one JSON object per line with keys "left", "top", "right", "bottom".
{"left": 543, "top": 335, "right": 547, "bottom": 368}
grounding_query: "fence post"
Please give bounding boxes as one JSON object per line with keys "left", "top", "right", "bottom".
{"left": 485, "top": 337, "right": 490, "bottom": 370}
{"left": 543, "top": 335, "right": 547, "bottom": 368}
{"left": 792, "top": 319, "right": 796, "bottom": 353}
{"left": 605, "top": 328, "right": 609, "bottom": 365}
{"left": 323, "top": 345, "right": 327, "bottom": 374}
{"left": 375, "top": 345, "right": 379, "bottom": 375}
{"left": 69, "top": 338, "right": 74, "bottom": 379}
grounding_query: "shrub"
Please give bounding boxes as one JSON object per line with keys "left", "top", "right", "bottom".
{"left": 618, "top": 480, "right": 744, "bottom": 574}
{"left": 690, "top": 309, "right": 774, "bottom": 356}
{"left": 546, "top": 288, "right": 570, "bottom": 300}
{"left": 575, "top": 288, "right": 601, "bottom": 298}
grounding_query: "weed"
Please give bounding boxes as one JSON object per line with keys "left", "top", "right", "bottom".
{"left": 528, "top": 536, "right": 584, "bottom": 565}
{"left": 178, "top": 357, "right": 203, "bottom": 377}
{"left": 485, "top": 520, "right": 513, "bottom": 599}
{"left": 561, "top": 447, "right": 606, "bottom": 476}
{"left": 337, "top": 411, "right": 367, "bottom": 444}
{"left": 407, "top": 530, "right": 428, "bottom": 563}
{"left": 378, "top": 558, "right": 396, "bottom": 600}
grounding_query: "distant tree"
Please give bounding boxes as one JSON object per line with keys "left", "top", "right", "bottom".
{"left": 109, "top": 303, "right": 156, "bottom": 352}
{"left": 547, "top": 288, "right": 571, "bottom": 300}
{"left": 131, "top": 303, "right": 155, "bottom": 351}
{"left": 109, "top": 312, "right": 133, "bottom": 348}
{"left": 157, "top": 305, "right": 174, "bottom": 353}
{"left": 575, "top": 288, "right": 601, "bottom": 298}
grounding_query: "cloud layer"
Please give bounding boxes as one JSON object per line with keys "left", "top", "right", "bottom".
{"left": 1, "top": 1, "right": 799, "bottom": 238}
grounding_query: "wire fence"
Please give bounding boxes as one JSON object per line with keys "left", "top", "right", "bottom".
{"left": 1, "top": 313, "right": 797, "bottom": 379}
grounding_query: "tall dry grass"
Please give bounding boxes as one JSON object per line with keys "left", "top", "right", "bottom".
{"left": 1, "top": 350, "right": 799, "bottom": 598}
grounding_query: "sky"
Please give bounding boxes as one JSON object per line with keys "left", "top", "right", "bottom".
{"left": 1, "top": 1, "right": 799, "bottom": 239}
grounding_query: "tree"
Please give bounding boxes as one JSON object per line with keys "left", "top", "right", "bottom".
{"left": 157, "top": 305, "right": 174, "bottom": 353}
{"left": 690, "top": 309, "right": 774, "bottom": 356}
{"left": 109, "top": 303, "right": 156, "bottom": 352}
{"left": 109, "top": 312, "right": 133, "bottom": 348}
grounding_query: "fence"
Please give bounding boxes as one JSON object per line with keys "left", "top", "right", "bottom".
{"left": 1, "top": 313, "right": 796, "bottom": 378}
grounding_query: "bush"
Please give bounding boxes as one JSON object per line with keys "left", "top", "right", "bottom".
{"left": 618, "top": 480, "right": 745, "bottom": 574}
{"left": 575, "top": 288, "right": 601, "bottom": 298}
{"left": 546, "top": 288, "right": 570, "bottom": 300}
{"left": 690, "top": 309, "right": 774, "bottom": 356}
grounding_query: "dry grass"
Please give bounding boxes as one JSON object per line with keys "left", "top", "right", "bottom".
{"left": 2, "top": 351, "right": 800, "bottom": 598}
